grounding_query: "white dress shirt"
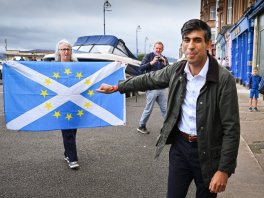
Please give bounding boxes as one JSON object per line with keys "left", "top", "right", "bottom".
{"left": 177, "top": 57, "right": 209, "bottom": 136}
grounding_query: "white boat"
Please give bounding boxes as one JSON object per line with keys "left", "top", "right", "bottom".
{"left": 43, "top": 35, "right": 141, "bottom": 76}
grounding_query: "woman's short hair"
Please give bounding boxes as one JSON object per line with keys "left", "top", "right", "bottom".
{"left": 55, "top": 39, "right": 78, "bottom": 62}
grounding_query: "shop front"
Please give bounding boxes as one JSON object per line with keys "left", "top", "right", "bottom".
{"left": 230, "top": 16, "right": 254, "bottom": 85}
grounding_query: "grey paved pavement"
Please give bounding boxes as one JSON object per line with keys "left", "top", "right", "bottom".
{"left": 0, "top": 84, "right": 264, "bottom": 197}
{"left": 217, "top": 84, "right": 264, "bottom": 198}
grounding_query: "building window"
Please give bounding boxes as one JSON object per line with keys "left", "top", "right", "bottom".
{"left": 211, "top": 30, "right": 216, "bottom": 42}
{"left": 227, "top": 0, "right": 233, "bottom": 24}
{"left": 219, "top": 13, "right": 223, "bottom": 29}
{"left": 210, "top": 5, "right": 216, "bottom": 20}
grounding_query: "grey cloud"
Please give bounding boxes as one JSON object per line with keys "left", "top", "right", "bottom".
{"left": 0, "top": 0, "right": 200, "bottom": 58}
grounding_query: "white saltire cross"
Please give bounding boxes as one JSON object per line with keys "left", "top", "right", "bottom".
{"left": 6, "top": 61, "right": 126, "bottom": 130}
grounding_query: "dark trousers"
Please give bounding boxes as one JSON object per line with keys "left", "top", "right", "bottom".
{"left": 167, "top": 135, "right": 217, "bottom": 198}
{"left": 61, "top": 129, "right": 78, "bottom": 162}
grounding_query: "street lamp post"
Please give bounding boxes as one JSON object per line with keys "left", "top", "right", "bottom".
{"left": 149, "top": 43, "right": 152, "bottom": 53}
{"left": 144, "top": 36, "right": 148, "bottom": 54}
{"left": 136, "top": 25, "right": 141, "bottom": 57}
{"left": 4, "top": 39, "right": 7, "bottom": 51}
{"left": 103, "top": 0, "right": 112, "bottom": 35}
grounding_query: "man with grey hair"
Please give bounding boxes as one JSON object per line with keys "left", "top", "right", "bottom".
{"left": 136, "top": 41, "right": 168, "bottom": 134}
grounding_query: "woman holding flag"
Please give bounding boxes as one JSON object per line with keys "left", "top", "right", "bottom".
{"left": 55, "top": 39, "right": 79, "bottom": 170}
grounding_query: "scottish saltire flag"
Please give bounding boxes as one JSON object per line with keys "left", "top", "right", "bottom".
{"left": 3, "top": 61, "right": 126, "bottom": 131}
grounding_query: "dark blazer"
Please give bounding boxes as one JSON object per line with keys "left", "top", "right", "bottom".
{"left": 139, "top": 52, "right": 168, "bottom": 73}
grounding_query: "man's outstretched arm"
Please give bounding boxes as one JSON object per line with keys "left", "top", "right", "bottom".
{"left": 96, "top": 84, "right": 118, "bottom": 94}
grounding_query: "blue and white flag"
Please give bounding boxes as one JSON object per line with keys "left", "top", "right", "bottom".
{"left": 3, "top": 61, "right": 126, "bottom": 131}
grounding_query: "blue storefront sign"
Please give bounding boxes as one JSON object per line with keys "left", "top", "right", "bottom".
{"left": 230, "top": 16, "right": 253, "bottom": 85}
{"left": 230, "top": 0, "right": 264, "bottom": 85}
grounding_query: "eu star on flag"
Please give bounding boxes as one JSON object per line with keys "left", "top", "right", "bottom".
{"left": 3, "top": 61, "right": 126, "bottom": 131}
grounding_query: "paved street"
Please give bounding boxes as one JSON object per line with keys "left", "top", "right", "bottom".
{"left": 219, "top": 85, "right": 264, "bottom": 198}
{"left": 0, "top": 84, "right": 264, "bottom": 197}
{"left": 0, "top": 86, "right": 171, "bottom": 198}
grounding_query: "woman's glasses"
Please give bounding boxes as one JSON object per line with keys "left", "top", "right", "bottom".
{"left": 59, "top": 48, "right": 72, "bottom": 52}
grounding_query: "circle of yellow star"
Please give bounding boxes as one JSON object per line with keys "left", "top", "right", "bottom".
{"left": 77, "top": 110, "right": 84, "bottom": 117}
{"left": 66, "top": 113, "right": 73, "bottom": 120}
{"left": 88, "top": 90, "right": 94, "bottom": 97}
{"left": 44, "top": 102, "right": 53, "bottom": 110}
{"left": 64, "top": 68, "right": 72, "bottom": 75}
{"left": 84, "top": 102, "right": 91, "bottom": 108}
{"left": 76, "top": 72, "right": 83, "bottom": 79}
{"left": 40, "top": 90, "right": 48, "bottom": 97}
{"left": 53, "top": 111, "right": 61, "bottom": 118}
{"left": 85, "top": 79, "right": 91, "bottom": 85}
{"left": 53, "top": 72, "right": 60, "bottom": 79}
{"left": 44, "top": 78, "right": 52, "bottom": 85}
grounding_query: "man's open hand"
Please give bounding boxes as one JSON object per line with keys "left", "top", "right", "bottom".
{"left": 96, "top": 83, "right": 116, "bottom": 94}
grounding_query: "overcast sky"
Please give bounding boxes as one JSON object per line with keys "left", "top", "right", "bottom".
{"left": 0, "top": 0, "right": 200, "bottom": 58}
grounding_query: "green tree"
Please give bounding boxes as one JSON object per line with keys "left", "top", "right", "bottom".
{"left": 137, "top": 53, "right": 145, "bottom": 61}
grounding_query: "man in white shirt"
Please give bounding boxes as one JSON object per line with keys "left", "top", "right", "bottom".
{"left": 96, "top": 19, "right": 240, "bottom": 198}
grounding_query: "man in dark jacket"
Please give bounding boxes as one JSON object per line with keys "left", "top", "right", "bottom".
{"left": 137, "top": 41, "right": 168, "bottom": 134}
{"left": 97, "top": 19, "right": 240, "bottom": 197}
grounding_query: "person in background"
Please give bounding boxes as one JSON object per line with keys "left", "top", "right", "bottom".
{"left": 221, "top": 57, "right": 225, "bottom": 65}
{"left": 221, "top": 57, "right": 231, "bottom": 71}
{"left": 217, "top": 57, "right": 221, "bottom": 64}
{"left": 55, "top": 39, "right": 79, "bottom": 170}
{"left": 248, "top": 67, "right": 262, "bottom": 112}
{"left": 96, "top": 19, "right": 240, "bottom": 197}
{"left": 136, "top": 41, "right": 168, "bottom": 134}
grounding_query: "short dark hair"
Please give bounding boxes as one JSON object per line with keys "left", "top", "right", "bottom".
{"left": 181, "top": 19, "right": 211, "bottom": 42}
